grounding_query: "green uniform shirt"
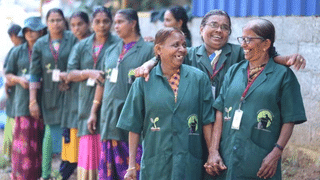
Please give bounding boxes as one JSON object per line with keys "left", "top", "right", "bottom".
{"left": 5, "top": 43, "right": 36, "bottom": 117}
{"left": 30, "top": 31, "right": 77, "bottom": 125}
{"left": 67, "top": 33, "right": 119, "bottom": 136}
{"left": 3, "top": 47, "right": 16, "bottom": 118}
{"left": 100, "top": 37, "right": 154, "bottom": 141}
{"left": 117, "top": 64, "right": 215, "bottom": 180}
{"left": 213, "top": 58, "right": 306, "bottom": 180}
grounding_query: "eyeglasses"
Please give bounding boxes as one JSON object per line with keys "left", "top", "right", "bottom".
{"left": 206, "top": 22, "right": 230, "bottom": 32}
{"left": 237, "top": 36, "right": 265, "bottom": 44}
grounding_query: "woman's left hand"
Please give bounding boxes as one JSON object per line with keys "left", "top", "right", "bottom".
{"left": 59, "top": 72, "right": 69, "bottom": 84}
{"left": 257, "top": 148, "right": 282, "bottom": 179}
{"left": 286, "top": 53, "right": 306, "bottom": 70}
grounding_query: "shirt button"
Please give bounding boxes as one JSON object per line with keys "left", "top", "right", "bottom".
{"left": 233, "top": 146, "right": 237, "bottom": 150}
{"left": 173, "top": 131, "right": 177, "bottom": 136}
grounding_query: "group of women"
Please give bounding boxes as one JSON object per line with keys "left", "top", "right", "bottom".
{"left": 3, "top": 4, "right": 307, "bottom": 180}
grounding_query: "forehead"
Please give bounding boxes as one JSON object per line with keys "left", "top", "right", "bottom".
{"left": 48, "top": 12, "right": 63, "bottom": 19}
{"left": 206, "top": 15, "right": 229, "bottom": 25}
{"left": 70, "top": 16, "right": 84, "bottom": 23}
{"left": 114, "top": 13, "right": 126, "bottom": 21}
{"left": 242, "top": 27, "right": 257, "bottom": 36}
{"left": 93, "top": 12, "right": 109, "bottom": 19}
{"left": 164, "top": 10, "right": 174, "bottom": 18}
{"left": 164, "top": 32, "right": 185, "bottom": 43}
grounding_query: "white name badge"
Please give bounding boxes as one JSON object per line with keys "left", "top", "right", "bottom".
{"left": 109, "top": 68, "right": 118, "bottom": 83}
{"left": 231, "top": 109, "right": 243, "bottom": 130}
{"left": 86, "top": 78, "right": 95, "bottom": 86}
{"left": 52, "top": 69, "right": 60, "bottom": 82}
{"left": 211, "top": 85, "right": 216, "bottom": 99}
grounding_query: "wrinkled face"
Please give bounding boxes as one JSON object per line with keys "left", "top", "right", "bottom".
{"left": 157, "top": 32, "right": 187, "bottom": 69}
{"left": 92, "top": 12, "right": 112, "bottom": 38}
{"left": 163, "top": 10, "right": 182, "bottom": 29}
{"left": 47, "top": 12, "right": 65, "bottom": 34}
{"left": 114, "top": 13, "right": 135, "bottom": 39}
{"left": 241, "top": 27, "right": 269, "bottom": 62}
{"left": 70, "top": 16, "right": 89, "bottom": 40}
{"left": 200, "top": 15, "right": 230, "bottom": 51}
{"left": 24, "top": 28, "right": 41, "bottom": 44}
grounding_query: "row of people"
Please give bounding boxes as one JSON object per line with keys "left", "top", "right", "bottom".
{"left": 4, "top": 6, "right": 306, "bottom": 180}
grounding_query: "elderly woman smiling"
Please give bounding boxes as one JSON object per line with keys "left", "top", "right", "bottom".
{"left": 117, "top": 27, "right": 215, "bottom": 180}
{"left": 209, "top": 19, "right": 307, "bottom": 179}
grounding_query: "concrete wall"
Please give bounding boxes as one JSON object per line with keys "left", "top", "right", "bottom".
{"left": 139, "top": 15, "right": 320, "bottom": 148}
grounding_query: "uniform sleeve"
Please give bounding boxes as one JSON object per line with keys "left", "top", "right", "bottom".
{"left": 5, "top": 48, "right": 18, "bottom": 75}
{"left": 3, "top": 47, "right": 14, "bottom": 69}
{"left": 29, "top": 40, "right": 42, "bottom": 82}
{"left": 280, "top": 68, "right": 306, "bottom": 124}
{"left": 117, "top": 78, "right": 145, "bottom": 134}
{"left": 67, "top": 43, "right": 81, "bottom": 72}
{"left": 213, "top": 66, "right": 232, "bottom": 112}
{"left": 201, "top": 73, "right": 215, "bottom": 125}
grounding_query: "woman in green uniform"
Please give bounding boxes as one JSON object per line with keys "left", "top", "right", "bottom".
{"left": 87, "top": 8, "right": 154, "bottom": 179}
{"left": 210, "top": 19, "right": 307, "bottom": 179}
{"left": 2, "top": 24, "right": 23, "bottom": 160}
{"left": 118, "top": 27, "right": 215, "bottom": 180}
{"left": 29, "top": 8, "right": 77, "bottom": 180}
{"left": 67, "top": 7, "right": 119, "bottom": 179}
{"left": 59, "top": 11, "right": 91, "bottom": 180}
{"left": 5, "top": 17, "right": 46, "bottom": 180}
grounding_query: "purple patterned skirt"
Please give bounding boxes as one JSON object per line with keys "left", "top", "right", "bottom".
{"left": 99, "top": 140, "right": 142, "bottom": 180}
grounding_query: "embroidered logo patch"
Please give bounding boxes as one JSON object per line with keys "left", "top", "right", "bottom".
{"left": 105, "top": 69, "right": 112, "bottom": 79}
{"left": 224, "top": 107, "right": 232, "bottom": 121}
{"left": 46, "top": 63, "right": 52, "bottom": 73}
{"left": 256, "top": 109, "right": 274, "bottom": 131}
{"left": 150, "top": 117, "right": 160, "bottom": 131}
{"left": 188, "top": 114, "right": 198, "bottom": 134}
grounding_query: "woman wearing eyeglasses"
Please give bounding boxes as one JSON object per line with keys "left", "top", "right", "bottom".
{"left": 210, "top": 18, "right": 306, "bottom": 180}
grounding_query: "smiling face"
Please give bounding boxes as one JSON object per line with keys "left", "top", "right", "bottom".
{"left": 70, "top": 16, "right": 89, "bottom": 40}
{"left": 163, "top": 10, "right": 182, "bottom": 29}
{"left": 241, "top": 27, "right": 270, "bottom": 62}
{"left": 47, "top": 12, "right": 65, "bottom": 34}
{"left": 156, "top": 32, "right": 187, "bottom": 69}
{"left": 24, "top": 28, "right": 42, "bottom": 44}
{"left": 114, "top": 13, "right": 136, "bottom": 39}
{"left": 92, "top": 12, "right": 112, "bottom": 38}
{"left": 200, "top": 15, "right": 230, "bottom": 53}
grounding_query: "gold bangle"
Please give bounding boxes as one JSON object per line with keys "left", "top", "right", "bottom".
{"left": 93, "top": 100, "right": 100, "bottom": 105}
{"left": 29, "top": 100, "right": 37, "bottom": 107}
{"left": 126, "top": 167, "right": 136, "bottom": 172}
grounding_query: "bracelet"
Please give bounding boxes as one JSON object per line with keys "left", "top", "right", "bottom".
{"left": 93, "top": 100, "right": 100, "bottom": 105}
{"left": 29, "top": 100, "right": 37, "bottom": 107}
{"left": 275, "top": 143, "right": 284, "bottom": 151}
{"left": 126, "top": 167, "right": 136, "bottom": 172}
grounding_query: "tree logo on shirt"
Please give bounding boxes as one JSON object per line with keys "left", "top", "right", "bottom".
{"left": 46, "top": 63, "right": 52, "bottom": 73}
{"left": 188, "top": 114, "right": 199, "bottom": 135}
{"left": 257, "top": 109, "right": 274, "bottom": 131}
{"left": 150, "top": 117, "right": 160, "bottom": 131}
{"left": 105, "top": 69, "right": 112, "bottom": 79}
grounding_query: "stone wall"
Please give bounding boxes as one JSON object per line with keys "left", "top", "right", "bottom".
{"left": 139, "top": 15, "right": 320, "bottom": 148}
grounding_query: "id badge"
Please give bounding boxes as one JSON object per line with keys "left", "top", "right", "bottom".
{"left": 211, "top": 85, "right": 216, "bottom": 99}
{"left": 86, "top": 78, "right": 95, "bottom": 86}
{"left": 109, "top": 68, "right": 118, "bottom": 83}
{"left": 52, "top": 69, "right": 60, "bottom": 82}
{"left": 231, "top": 109, "right": 243, "bottom": 130}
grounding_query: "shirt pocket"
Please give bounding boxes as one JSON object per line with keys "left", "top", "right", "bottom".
{"left": 188, "top": 133, "right": 202, "bottom": 159}
{"left": 141, "top": 154, "right": 171, "bottom": 180}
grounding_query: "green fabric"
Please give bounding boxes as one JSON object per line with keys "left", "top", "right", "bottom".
{"left": 67, "top": 33, "right": 120, "bottom": 136}
{"left": 100, "top": 37, "right": 154, "bottom": 141}
{"left": 30, "top": 31, "right": 77, "bottom": 125}
{"left": 42, "top": 124, "right": 63, "bottom": 179}
{"left": 117, "top": 64, "right": 215, "bottom": 180}
{"left": 184, "top": 43, "right": 244, "bottom": 98}
{"left": 213, "top": 58, "right": 306, "bottom": 180}
{"left": 5, "top": 43, "right": 32, "bottom": 116}
{"left": 185, "top": 36, "right": 192, "bottom": 47}
{"left": 4, "top": 47, "right": 16, "bottom": 118}
{"left": 2, "top": 117, "right": 14, "bottom": 158}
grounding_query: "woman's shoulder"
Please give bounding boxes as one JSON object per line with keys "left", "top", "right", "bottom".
{"left": 181, "top": 64, "right": 208, "bottom": 79}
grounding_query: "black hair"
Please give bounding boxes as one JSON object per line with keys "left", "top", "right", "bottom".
{"left": 7, "top": 24, "right": 21, "bottom": 36}
{"left": 201, "top": 9, "right": 232, "bottom": 35}
{"left": 246, "top": 19, "right": 276, "bottom": 56}
{"left": 92, "top": 6, "right": 113, "bottom": 22}
{"left": 167, "top": 6, "right": 191, "bottom": 42}
{"left": 70, "top": 11, "right": 90, "bottom": 24}
{"left": 116, "top": 8, "right": 141, "bottom": 36}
